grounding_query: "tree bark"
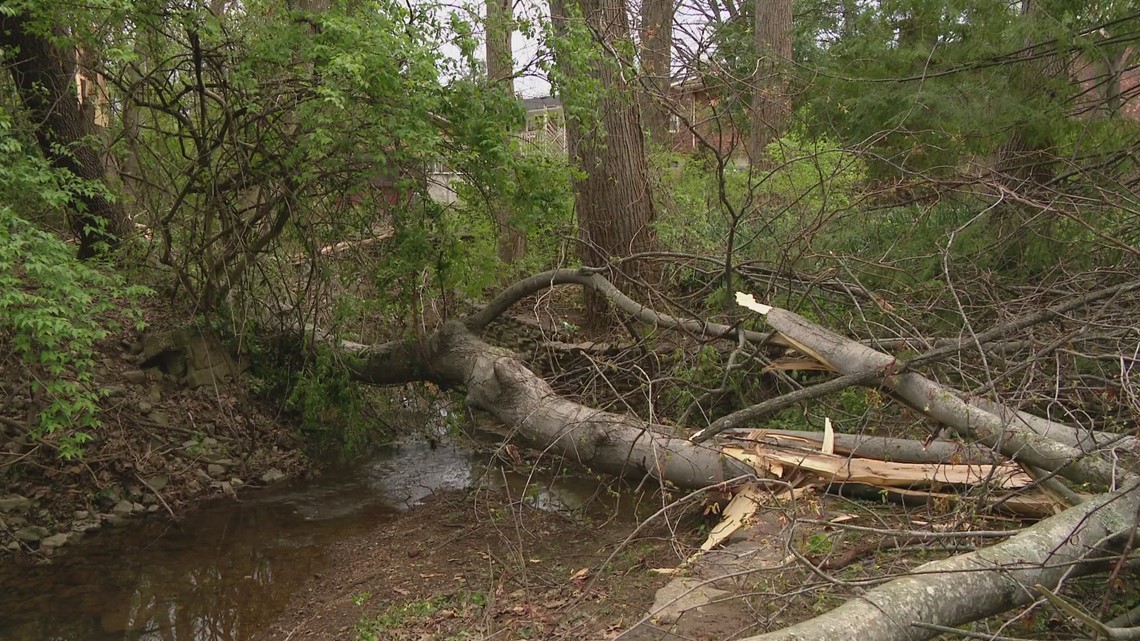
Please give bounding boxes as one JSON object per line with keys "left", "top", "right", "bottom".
{"left": 347, "top": 322, "right": 750, "bottom": 488}
{"left": 740, "top": 477, "right": 1140, "bottom": 641}
{"left": 0, "top": 12, "right": 129, "bottom": 258}
{"left": 549, "top": 0, "right": 658, "bottom": 325}
{"left": 484, "top": 0, "right": 527, "bottom": 264}
{"left": 638, "top": 0, "right": 673, "bottom": 146}
{"left": 749, "top": 0, "right": 793, "bottom": 162}
{"left": 750, "top": 304, "right": 1135, "bottom": 490}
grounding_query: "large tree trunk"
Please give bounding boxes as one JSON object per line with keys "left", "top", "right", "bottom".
{"left": 550, "top": 0, "right": 658, "bottom": 325}
{"left": 334, "top": 270, "right": 1138, "bottom": 641}
{"left": 347, "top": 322, "right": 748, "bottom": 488}
{"left": 0, "top": 12, "right": 129, "bottom": 258}
{"left": 638, "top": 0, "right": 673, "bottom": 146}
{"left": 484, "top": 0, "right": 527, "bottom": 264}
{"left": 749, "top": 0, "right": 793, "bottom": 162}
{"left": 740, "top": 477, "right": 1140, "bottom": 641}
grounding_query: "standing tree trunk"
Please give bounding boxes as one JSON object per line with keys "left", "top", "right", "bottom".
{"left": 639, "top": 0, "right": 673, "bottom": 146}
{"left": 550, "top": 0, "right": 659, "bottom": 325}
{"left": 0, "top": 12, "right": 129, "bottom": 258}
{"left": 485, "top": 0, "right": 527, "bottom": 264}
{"left": 749, "top": 0, "right": 793, "bottom": 163}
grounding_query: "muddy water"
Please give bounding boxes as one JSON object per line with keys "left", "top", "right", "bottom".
{"left": 0, "top": 440, "right": 623, "bottom": 641}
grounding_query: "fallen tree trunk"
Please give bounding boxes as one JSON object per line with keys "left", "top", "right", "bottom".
{"left": 346, "top": 322, "right": 751, "bottom": 489}
{"left": 746, "top": 302, "right": 1134, "bottom": 490}
{"left": 739, "top": 477, "right": 1140, "bottom": 641}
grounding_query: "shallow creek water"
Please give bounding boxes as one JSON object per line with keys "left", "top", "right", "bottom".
{"left": 0, "top": 439, "right": 622, "bottom": 641}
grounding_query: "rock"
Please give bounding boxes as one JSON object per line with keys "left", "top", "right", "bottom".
{"left": 132, "top": 502, "right": 145, "bottom": 513}
{"left": 648, "top": 578, "right": 730, "bottom": 625}
{"left": 147, "top": 505, "right": 159, "bottom": 513}
{"left": 194, "top": 469, "right": 213, "bottom": 483}
{"left": 207, "top": 464, "right": 226, "bottom": 478}
{"left": 6, "top": 541, "right": 19, "bottom": 552}
{"left": 73, "top": 519, "right": 101, "bottom": 533}
{"left": 102, "top": 385, "right": 128, "bottom": 398}
{"left": 147, "top": 384, "right": 163, "bottom": 404}
{"left": 211, "top": 458, "right": 237, "bottom": 468}
{"left": 144, "top": 474, "right": 169, "bottom": 492}
{"left": 148, "top": 411, "right": 170, "bottom": 427}
{"left": 136, "top": 400, "right": 154, "bottom": 414}
{"left": 41, "top": 533, "right": 70, "bottom": 548}
{"left": 14, "top": 526, "right": 49, "bottom": 543}
{"left": 74, "top": 510, "right": 90, "bottom": 519}
{"left": 95, "top": 487, "right": 123, "bottom": 510}
{"left": 112, "top": 500, "right": 135, "bottom": 516}
{"left": 124, "top": 370, "right": 147, "bottom": 384}
{"left": 0, "top": 495, "right": 32, "bottom": 514}
{"left": 260, "top": 469, "right": 286, "bottom": 484}
{"left": 230, "top": 478, "right": 244, "bottom": 487}
{"left": 182, "top": 439, "right": 198, "bottom": 449}
{"left": 103, "top": 513, "right": 126, "bottom": 527}
{"left": 201, "top": 437, "right": 220, "bottom": 449}
{"left": 141, "top": 494, "right": 157, "bottom": 505}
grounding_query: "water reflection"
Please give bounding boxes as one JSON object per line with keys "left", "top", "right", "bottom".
{"left": 0, "top": 440, "right": 633, "bottom": 641}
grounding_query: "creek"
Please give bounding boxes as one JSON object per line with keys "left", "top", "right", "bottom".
{"left": 0, "top": 435, "right": 628, "bottom": 641}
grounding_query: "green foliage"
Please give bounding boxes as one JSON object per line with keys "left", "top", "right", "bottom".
{"left": 0, "top": 110, "right": 148, "bottom": 458}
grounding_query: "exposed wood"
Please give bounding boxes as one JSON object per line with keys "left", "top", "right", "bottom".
{"left": 733, "top": 429, "right": 1003, "bottom": 465}
{"left": 757, "top": 305, "right": 1132, "bottom": 489}
{"left": 722, "top": 445, "right": 1032, "bottom": 490}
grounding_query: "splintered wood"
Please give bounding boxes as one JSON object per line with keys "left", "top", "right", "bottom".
{"left": 722, "top": 442, "right": 1033, "bottom": 489}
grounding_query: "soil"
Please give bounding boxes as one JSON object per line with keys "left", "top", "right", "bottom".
{"left": 0, "top": 300, "right": 309, "bottom": 559}
{"left": 257, "top": 486, "right": 695, "bottom": 641}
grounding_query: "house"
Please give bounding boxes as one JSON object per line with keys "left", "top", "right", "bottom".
{"left": 520, "top": 95, "right": 567, "bottom": 154}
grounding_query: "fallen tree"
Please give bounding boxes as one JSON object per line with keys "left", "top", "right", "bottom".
{"left": 336, "top": 268, "right": 1138, "bottom": 640}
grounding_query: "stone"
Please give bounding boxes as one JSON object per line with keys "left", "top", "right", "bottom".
{"left": 194, "top": 469, "right": 213, "bottom": 483}
{"left": 211, "top": 458, "right": 237, "bottom": 468}
{"left": 207, "top": 464, "right": 227, "bottom": 478}
{"left": 73, "top": 519, "right": 101, "bottom": 533}
{"left": 144, "top": 474, "right": 169, "bottom": 492}
{"left": 648, "top": 578, "right": 730, "bottom": 625}
{"left": 6, "top": 541, "right": 19, "bottom": 552}
{"left": 95, "top": 487, "right": 122, "bottom": 510}
{"left": 103, "top": 514, "right": 126, "bottom": 527}
{"left": 201, "top": 437, "right": 220, "bottom": 449}
{"left": 132, "top": 502, "right": 145, "bottom": 513}
{"left": 136, "top": 400, "right": 154, "bottom": 414}
{"left": 260, "top": 469, "right": 286, "bottom": 484}
{"left": 102, "top": 385, "right": 128, "bottom": 398}
{"left": 0, "top": 495, "right": 32, "bottom": 514}
{"left": 148, "top": 411, "right": 170, "bottom": 427}
{"left": 141, "top": 494, "right": 157, "bottom": 505}
{"left": 230, "top": 478, "right": 244, "bottom": 487}
{"left": 14, "top": 526, "right": 49, "bottom": 543}
{"left": 41, "top": 533, "right": 70, "bottom": 548}
{"left": 124, "top": 370, "right": 147, "bottom": 384}
{"left": 112, "top": 500, "right": 135, "bottom": 516}
{"left": 74, "top": 510, "right": 90, "bottom": 519}
{"left": 147, "top": 505, "right": 159, "bottom": 513}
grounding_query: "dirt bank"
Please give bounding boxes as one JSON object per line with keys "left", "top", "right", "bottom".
{"left": 0, "top": 304, "right": 309, "bottom": 558}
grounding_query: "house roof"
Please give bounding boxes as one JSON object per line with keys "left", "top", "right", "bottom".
{"left": 522, "top": 95, "right": 562, "bottom": 112}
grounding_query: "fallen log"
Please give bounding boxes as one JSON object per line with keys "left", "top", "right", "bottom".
{"left": 738, "top": 478, "right": 1140, "bottom": 641}
{"left": 737, "top": 297, "right": 1134, "bottom": 490}
{"left": 346, "top": 321, "right": 751, "bottom": 489}
{"left": 729, "top": 429, "right": 1003, "bottom": 465}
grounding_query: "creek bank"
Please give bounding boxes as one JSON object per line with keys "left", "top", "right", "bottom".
{"left": 0, "top": 314, "right": 308, "bottom": 558}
